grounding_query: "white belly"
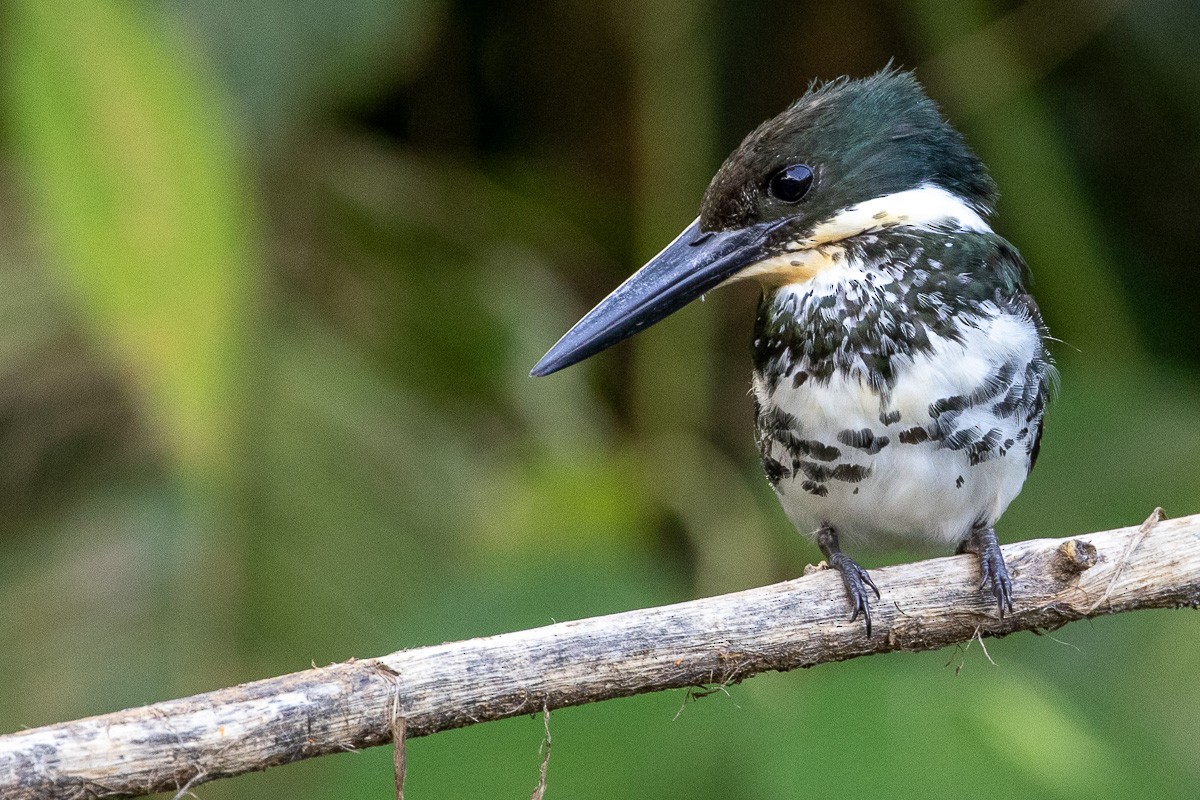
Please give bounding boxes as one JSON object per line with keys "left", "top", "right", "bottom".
{"left": 755, "top": 312, "right": 1043, "bottom": 550}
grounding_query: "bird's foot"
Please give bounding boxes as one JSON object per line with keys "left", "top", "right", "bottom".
{"left": 959, "top": 527, "right": 1014, "bottom": 618}
{"left": 817, "top": 527, "right": 880, "bottom": 637}
{"left": 828, "top": 552, "right": 880, "bottom": 636}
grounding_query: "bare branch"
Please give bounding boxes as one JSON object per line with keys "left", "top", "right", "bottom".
{"left": 2, "top": 513, "right": 1197, "bottom": 799}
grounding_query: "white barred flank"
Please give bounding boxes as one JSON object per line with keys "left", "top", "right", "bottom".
{"left": 756, "top": 310, "right": 1042, "bottom": 548}
{"left": 751, "top": 222, "right": 1046, "bottom": 549}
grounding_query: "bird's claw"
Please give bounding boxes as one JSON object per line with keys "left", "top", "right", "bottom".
{"left": 829, "top": 553, "right": 880, "bottom": 637}
{"left": 976, "top": 533, "right": 1015, "bottom": 618}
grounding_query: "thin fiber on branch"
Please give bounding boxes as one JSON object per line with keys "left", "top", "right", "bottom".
{"left": 2, "top": 512, "right": 1197, "bottom": 799}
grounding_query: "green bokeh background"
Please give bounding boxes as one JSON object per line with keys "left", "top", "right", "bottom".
{"left": 1, "top": 0, "right": 1198, "bottom": 797}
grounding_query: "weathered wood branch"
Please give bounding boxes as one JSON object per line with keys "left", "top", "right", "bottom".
{"left": 3, "top": 512, "right": 1198, "bottom": 799}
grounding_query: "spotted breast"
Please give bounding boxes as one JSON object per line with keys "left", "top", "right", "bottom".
{"left": 752, "top": 223, "right": 1052, "bottom": 551}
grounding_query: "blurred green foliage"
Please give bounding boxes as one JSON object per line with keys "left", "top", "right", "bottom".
{"left": 0, "top": 0, "right": 1198, "bottom": 798}
{"left": 7, "top": 0, "right": 255, "bottom": 476}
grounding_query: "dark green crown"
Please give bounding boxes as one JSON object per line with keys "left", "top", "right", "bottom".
{"left": 700, "top": 68, "right": 997, "bottom": 233}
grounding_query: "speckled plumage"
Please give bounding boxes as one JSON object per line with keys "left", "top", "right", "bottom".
{"left": 751, "top": 221, "right": 1051, "bottom": 550}
{"left": 710, "top": 70, "right": 1055, "bottom": 628}
{"left": 533, "top": 68, "right": 1054, "bottom": 633}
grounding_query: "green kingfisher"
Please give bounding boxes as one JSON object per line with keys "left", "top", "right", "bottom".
{"left": 531, "top": 68, "right": 1052, "bottom": 636}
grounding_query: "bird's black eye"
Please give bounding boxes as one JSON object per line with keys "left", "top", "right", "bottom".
{"left": 767, "top": 164, "right": 814, "bottom": 203}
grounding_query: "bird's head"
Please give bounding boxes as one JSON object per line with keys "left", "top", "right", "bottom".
{"left": 531, "top": 67, "right": 996, "bottom": 377}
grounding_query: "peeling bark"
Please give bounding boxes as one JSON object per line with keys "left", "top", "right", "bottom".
{"left": 1, "top": 511, "right": 1196, "bottom": 799}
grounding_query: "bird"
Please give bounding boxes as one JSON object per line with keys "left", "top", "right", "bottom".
{"left": 530, "top": 68, "right": 1053, "bottom": 636}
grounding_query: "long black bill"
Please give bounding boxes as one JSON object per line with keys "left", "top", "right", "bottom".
{"left": 530, "top": 218, "right": 778, "bottom": 377}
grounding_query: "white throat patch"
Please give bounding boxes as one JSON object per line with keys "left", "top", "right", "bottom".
{"left": 796, "top": 183, "right": 990, "bottom": 248}
{"left": 731, "top": 184, "right": 991, "bottom": 286}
